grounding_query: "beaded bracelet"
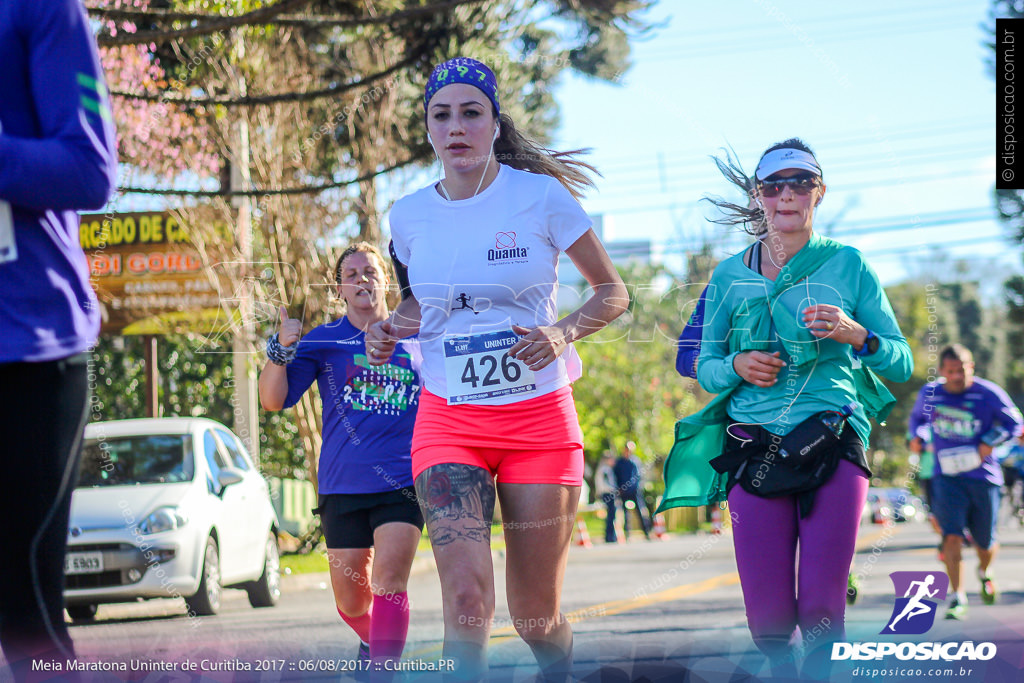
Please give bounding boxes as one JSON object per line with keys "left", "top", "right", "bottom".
{"left": 266, "top": 334, "right": 297, "bottom": 366}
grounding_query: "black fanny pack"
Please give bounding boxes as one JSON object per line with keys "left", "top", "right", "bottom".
{"left": 709, "top": 412, "right": 851, "bottom": 517}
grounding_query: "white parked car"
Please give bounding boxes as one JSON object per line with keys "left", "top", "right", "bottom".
{"left": 64, "top": 418, "right": 281, "bottom": 622}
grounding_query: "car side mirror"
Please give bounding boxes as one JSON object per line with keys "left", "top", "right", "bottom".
{"left": 217, "top": 467, "right": 244, "bottom": 490}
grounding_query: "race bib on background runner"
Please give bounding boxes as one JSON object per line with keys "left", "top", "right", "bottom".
{"left": 937, "top": 445, "right": 982, "bottom": 476}
{"left": 0, "top": 200, "right": 13, "bottom": 264}
{"left": 0, "top": 123, "right": 15, "bottom": 264}
{"left": 443, "top": 329, "right": 536, "bottom": 404}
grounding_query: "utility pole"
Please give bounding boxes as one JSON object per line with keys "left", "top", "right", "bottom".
{"left": 230, "top": 40, "right": 260, "bottom": 464}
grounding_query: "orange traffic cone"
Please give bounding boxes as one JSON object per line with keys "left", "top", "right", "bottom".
{"left": 711, "top": 506, "right": 723, "bottom": 535}
{"left": 652, "top": 513, "right": 669, "bottom": 540}
{"left": 574, "top": 518, "right": 593, "bottom": 548}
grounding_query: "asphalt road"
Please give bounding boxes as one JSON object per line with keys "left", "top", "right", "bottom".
{"left": 5, "top": 520, "right": 1024, "bottom": 683}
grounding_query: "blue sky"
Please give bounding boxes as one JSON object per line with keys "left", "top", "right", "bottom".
{"left": 551, "top": 0, "right": 1007, "bottom": 288}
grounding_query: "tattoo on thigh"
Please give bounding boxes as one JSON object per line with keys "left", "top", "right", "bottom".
{"left": 415, "top": 464, "right": 495, "bottom": 547}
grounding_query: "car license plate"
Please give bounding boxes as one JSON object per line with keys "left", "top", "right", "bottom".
{"left": 65, "top": 551, "right": 104, "bottom": 575}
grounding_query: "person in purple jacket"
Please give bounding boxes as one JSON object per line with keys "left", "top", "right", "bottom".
{"left": 0, "top": 0, "right": 117, "bottom": 678}
{"left": 908, "top": 344, "right": 1024, "bottom": 620}
{"left": 259, "top": 242, "right": 423, "bottom": 674}
{"left": 675, "top": 286, "right": 708, "bottom": 380}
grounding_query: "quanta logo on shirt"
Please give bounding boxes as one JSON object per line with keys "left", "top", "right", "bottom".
{"left": 488, "top": 231, "right": 528, "bottom": 265}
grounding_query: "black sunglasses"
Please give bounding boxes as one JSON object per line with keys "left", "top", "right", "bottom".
{"left": 757, "top": 174, "right": 820, "bottom": 198}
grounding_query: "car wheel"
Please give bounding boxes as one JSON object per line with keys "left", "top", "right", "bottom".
{"left": 246, "top": 531, "right": 281, "bottom": 608}
{"left": 185, "top": 536, "right": 221, "bottom": 616}
{"left": 67, "top": 604, "right": 98, "bottom": 623}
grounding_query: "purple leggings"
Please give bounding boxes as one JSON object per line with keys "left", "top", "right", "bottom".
{"left": 728, "top": 459, "right": 868, "bottom": 658}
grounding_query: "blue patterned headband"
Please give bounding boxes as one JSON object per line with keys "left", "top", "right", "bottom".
{"left": 423, "top": 57, "right": 500, "bottom": 117}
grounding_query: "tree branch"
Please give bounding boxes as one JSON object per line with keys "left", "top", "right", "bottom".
{"left": 91, "top": 0, "right": 486, "bottom": 46}
{"left": 109, "top": 54, "right": 415, "bottom": 106}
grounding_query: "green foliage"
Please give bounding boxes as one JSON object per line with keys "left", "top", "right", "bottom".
{"left": 990, "top": 0, "right": 1024, "bottom": 405}
{"left": 1004, "top": 274, "right": 1024, "bottom": 402}
{"left": 571, "top": 263, "right": 704, "bottom": 485}
{"left": 879, "top": 281, "right": 958, "bottom": 457}
{"left": 880, "top": 276, "right": 1018, "bottom": 478}
{"left": 93, "top": 0, "right": 655, "bottom": 483}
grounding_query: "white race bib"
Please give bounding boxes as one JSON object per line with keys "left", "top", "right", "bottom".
{"left": 443, "top": 329, "right": 536, "bottom": 405}
{"left": 0, "top": 199, "right": 14, "bottom": 264}
{"left": 0, "top": 122, "right": 15, "bottom": 264}
{"left": 937, "top": 445, "right": 982, "bottom": 476}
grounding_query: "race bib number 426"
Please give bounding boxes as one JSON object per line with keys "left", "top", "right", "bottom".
{"left": 444, "top": 330, "right": 536, "bottom": 404}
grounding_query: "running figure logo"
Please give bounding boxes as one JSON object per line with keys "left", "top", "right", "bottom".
{"left": 453, "top": 292, "right": 478, "bottom": 314}
{"left": 881, "top": 571, "right": 949, "bottom": 635}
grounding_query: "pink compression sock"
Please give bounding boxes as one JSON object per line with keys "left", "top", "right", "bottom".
{"left": 369, "top": 591, "right": 410, "bottom": 660}
{"left": 338, "top": 606, "right": 372, "bottom": 644}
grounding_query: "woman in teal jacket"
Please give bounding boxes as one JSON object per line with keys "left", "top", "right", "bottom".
{"left": 696, "top": 139, "right": 912, "bottom": 676}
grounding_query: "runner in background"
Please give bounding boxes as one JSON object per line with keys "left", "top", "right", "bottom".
{"left": 0, "top": 1, "right": 117, "bottom": 678}
{"left": 365, "top": 57, "right": 628, "bottom": 681}
{"left": 907, "top": 425, "right": 944, "bottom": 540}
{"left": 614, "top": 441, "right": 652, "bottom": 540}
{"left": 908, "top": 343, "right": 1023, "bottom": 619}
{"left": 259, "top": 243, "right": 423, "bottom": 675}
{"left": 594, "top": 452, "right": 621, "bottom": 543}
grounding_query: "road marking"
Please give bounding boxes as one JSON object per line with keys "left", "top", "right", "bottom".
{"left": 409, "top": 524, "right": 902, "bottom": 657}
{"left": 855, "top": 524, "right": 902, "bottom": 550}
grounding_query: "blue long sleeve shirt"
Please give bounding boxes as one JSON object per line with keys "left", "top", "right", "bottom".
{"left": 0, "top": 0, "right": 117, "bottom": 362}
{"left": 675, "top": 286, "right": 708, "bottom": 379}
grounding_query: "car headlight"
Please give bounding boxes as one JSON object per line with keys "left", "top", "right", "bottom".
{"left": 903, "top": 504, "right": 916, "bottom": 517}
{"left": 139, "top": 507, "right": 188, "bottom": 535}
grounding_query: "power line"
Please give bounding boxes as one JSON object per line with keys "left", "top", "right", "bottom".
{"left": 641, "top": 1, "right": 972, "bottom": 49}
{"left": 862, "top": 235, "right": 1014, "bottom": 258}
{"left": 595, "top": 210, "right": 1002, "bottom": 256}
{"left": 638, "top": 13, "right": 978, "bottom": 63}
{"left": 593, "top": 136, "right": 990, "bottom": 192}
{"left": 117, "top": 153, "right": 427, "bottom": 197}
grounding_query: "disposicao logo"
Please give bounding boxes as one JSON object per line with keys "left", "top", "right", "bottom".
{"left": 831, "top": 571, "right": 997, "bottom": 663}
{"left": 881, "top": 571, "right": 948, "bottom": 635}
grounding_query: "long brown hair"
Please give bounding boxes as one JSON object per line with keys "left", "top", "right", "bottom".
{"left": 493, "top": 113, "right": 598, "bottom": 200}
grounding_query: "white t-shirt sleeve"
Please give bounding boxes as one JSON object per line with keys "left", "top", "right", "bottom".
{"left": 388, "top": 201, "right": 411, "bottom": 265}
{"left": 544, "top": 180, "right": 592, "bottom": 251}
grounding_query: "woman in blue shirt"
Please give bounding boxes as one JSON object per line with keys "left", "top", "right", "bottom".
{"left": 259, "top": 243, "right": 423, "bottom": 672}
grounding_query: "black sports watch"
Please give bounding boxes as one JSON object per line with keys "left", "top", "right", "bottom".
{"left": 854, "top": 329, "right": 880, "bottom": 356}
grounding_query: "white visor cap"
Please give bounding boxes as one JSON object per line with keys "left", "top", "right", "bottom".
{"left": 755, "top": 148, "right": 822, "bottom": 181}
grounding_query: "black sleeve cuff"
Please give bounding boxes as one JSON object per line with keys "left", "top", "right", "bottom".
{"left": 389, "top": 240, "right": 412, "bottom": 300}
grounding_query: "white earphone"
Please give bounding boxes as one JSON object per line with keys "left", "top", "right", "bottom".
{"left": 493, "top": 125, "right": 500, "bottom": 141}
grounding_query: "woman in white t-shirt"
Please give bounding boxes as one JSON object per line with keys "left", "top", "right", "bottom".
{"left": 366, "top": 57, "right": 627, "bottom": 681}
